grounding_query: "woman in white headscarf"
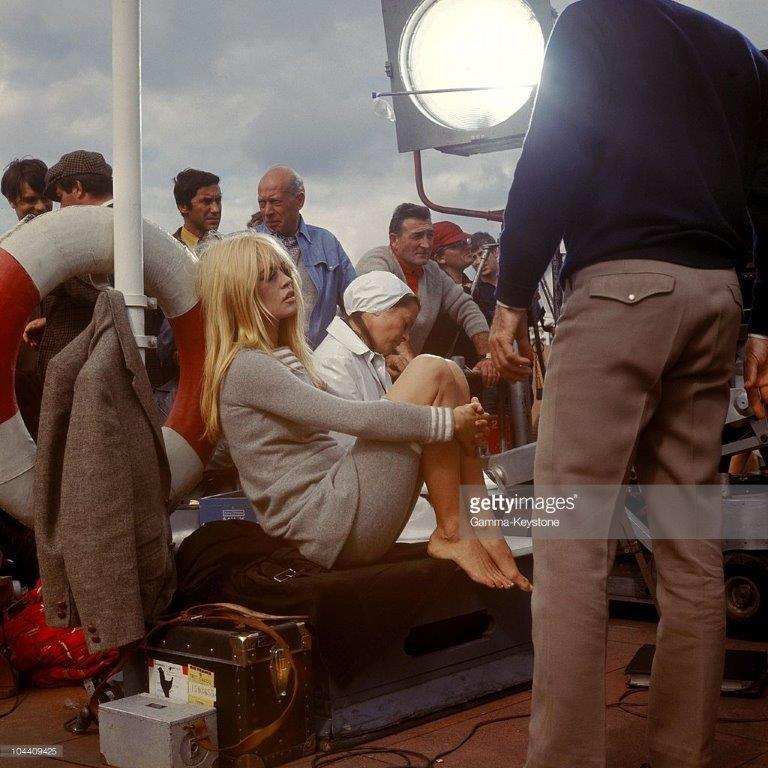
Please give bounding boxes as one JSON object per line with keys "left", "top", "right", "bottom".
{"left": 313, "top": 271, "right": 419, "bottom": 406}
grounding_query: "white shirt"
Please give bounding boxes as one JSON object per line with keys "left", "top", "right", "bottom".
{"left": 313, "top": 317, "right": 392, "bottom": 446}
{"left": 313, "top": 317, "right": 391, "bottom": 400}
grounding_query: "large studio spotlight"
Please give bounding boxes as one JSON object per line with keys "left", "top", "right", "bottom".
{"left": 379, "top": 0, "right": 555, "bottom": 156}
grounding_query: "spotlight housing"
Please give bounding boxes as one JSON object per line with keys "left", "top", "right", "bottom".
{"left": 381, "top": 0, "right": 555, "bottom": 155}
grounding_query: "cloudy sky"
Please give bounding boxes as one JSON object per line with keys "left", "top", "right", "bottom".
{"left": 0, "top": 0, "right": 766, "bottom": 261}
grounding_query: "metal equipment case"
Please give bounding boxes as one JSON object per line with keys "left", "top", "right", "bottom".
{"left": 143, "top": 620, "right": 314, "bottom": 767}
{"left": 99, "top": 693, "right": 218, "bottom": 768}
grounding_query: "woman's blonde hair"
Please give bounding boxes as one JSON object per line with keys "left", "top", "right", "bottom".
{"left": 198, "top": 231, "right": 321, "bottom": 441}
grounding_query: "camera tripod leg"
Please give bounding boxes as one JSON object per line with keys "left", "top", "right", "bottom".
{"left": 619, "top": 514, "right": 658, "bottom": 609}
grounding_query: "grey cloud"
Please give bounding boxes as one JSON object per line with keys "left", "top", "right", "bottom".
{"left": 1, "top": 0, "right": 767, "bottom": 256}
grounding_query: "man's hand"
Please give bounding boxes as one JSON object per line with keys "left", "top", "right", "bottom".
{"left": 489, "top": 306, "right": 534, "bottom": 381}
{"left": 472, "top": 357, "right": 500, "bottom": 388}
{"left": 468, "top": 332, "right": 498, "bottom": 386}
{"left": 23, "top": 317, "right": 47, "bottom": 348}
{"left": 745, "top": 336, "right": 768, "bottom": 419}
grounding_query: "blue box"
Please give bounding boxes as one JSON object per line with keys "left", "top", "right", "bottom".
{"left": 198, "top": 492, "right": 257, "bottom": 525}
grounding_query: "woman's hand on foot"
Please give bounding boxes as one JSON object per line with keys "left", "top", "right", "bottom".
{"left": 453, "top": 398, "right": 489, "bottom": 454}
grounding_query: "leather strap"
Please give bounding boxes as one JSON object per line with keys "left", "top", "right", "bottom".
{"left": 146, "top": 603, "right": 305, "bottom": 756}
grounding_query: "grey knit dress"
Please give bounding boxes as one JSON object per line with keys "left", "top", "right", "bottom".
{"left": 220, "top": 347, "right": 454, "bottom": 568}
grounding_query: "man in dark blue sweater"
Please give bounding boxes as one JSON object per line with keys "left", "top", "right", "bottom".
{"left": 489, "top": 2, "right": 768, "bottom": 767}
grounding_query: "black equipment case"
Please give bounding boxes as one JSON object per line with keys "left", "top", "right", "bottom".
{"left": 172, "top": 522, "right": 534, "bottom": 749}
{"left": 310, "top": 552, "right": 533, "bottom": 747}
{"left": 142, "top": 619, "right": 314, "bottom": 767}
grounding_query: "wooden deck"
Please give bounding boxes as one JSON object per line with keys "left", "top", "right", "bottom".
{"left": 1, "top": 610, "right": 767, "bottom": 768}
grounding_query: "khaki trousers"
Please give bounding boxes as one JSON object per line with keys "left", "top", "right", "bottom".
{"left": 526, "top": 260, "right": 742, "bottom": 768}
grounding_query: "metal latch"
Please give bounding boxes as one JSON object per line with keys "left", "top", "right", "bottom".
{"left": 272, "top": 568, "right": 297, "bottom": 583}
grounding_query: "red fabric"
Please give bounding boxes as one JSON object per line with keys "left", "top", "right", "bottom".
{"left": 3, "top": 582, "right": 118, "bottom": 688}
{"left": 395, "top": 257, "right": 423, "bottom": 296}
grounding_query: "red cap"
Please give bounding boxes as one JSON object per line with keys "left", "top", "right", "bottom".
{"left": 432, "top": 221, "right": 471, "bottom": 255}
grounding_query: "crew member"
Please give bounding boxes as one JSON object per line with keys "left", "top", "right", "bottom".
{"left": 172, "top": 168, "right": 222, "bottom": 249}
{"left": 1, "top": 158, "right": 52, "bottom": 220}
{"left": 24, "top": 150, "right": 113, "bottom": 381}
{"left": 432, "top": 221, "right": 474, "bottom": 288}
{"left": 253, "top": 165, "right": 356, "bottom": 348}
{"left": 469, "top": 232, "right": 499, "bottom": 326}
{"left": 490, "top": 3, "right": 768, "bottom": 766}
{"left": 357, "top": 204, "right": 497, "bottom": 385}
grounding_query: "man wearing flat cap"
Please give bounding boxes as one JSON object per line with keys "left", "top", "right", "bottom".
{"left": 23, "top": 150, "right": 113, "bottom": 382}
{"left": 357, "top": 204, "right": 498, "bottom": 386}
{"left": 43, "top": 149, "right": 113, "bottom": 208}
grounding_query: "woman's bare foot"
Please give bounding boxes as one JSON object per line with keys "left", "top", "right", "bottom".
{"left": 427, "top": 530, "right": 513, "bottom": 589}
{"left": 480, "top": 538, "right": 533, "bottom": 591}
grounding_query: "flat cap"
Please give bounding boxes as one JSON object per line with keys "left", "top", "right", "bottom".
{"left": 44, "top": 150, "right": 112, "bottom": 200}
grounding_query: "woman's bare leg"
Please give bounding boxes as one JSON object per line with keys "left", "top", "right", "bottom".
{"left": 388, "top": 355, "right": 512, "bottom": 589}
{"left": 445, "top": 363, "right": 532, "bottom": 591}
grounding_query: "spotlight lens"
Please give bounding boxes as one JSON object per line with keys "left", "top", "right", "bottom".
{"left": 399, "top": 0, "right": 546, "bottom": 131}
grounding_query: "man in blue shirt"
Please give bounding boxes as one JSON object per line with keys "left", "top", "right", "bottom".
{"left": 255, "top": 166, "right": 356, "bottom": 348}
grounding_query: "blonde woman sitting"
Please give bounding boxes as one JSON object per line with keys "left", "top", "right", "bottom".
{"left": 198, "top": 233, "right": 530, "bottom": 590}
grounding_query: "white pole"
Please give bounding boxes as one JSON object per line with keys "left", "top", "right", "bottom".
{"left": 112, "top": 0, "right": 145, "bottom": 354}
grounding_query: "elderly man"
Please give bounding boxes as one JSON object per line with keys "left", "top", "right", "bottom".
{"left": 357, "top": 203, "right": 496, "bottom": 385}
{"left": 172, "top": 168, "right": 222, "bottom": 249}
{"left": 1, "top": 158, "right": 52, "bottom": 220}
{"left": 254, "top": 165, "right": 356, "bottom": 348}
{"left": 490, "top": 3, "right": 768, "bottom": 767}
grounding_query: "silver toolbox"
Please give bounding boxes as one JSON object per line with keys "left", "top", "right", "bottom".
{"left": 99, "top": 693, "right": 218, "bottom": 768}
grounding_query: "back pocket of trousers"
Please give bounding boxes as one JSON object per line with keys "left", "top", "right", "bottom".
{"left": 588, "top": 273, "right": 675, "bottom": 305}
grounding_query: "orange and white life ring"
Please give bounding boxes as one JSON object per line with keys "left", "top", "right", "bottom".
{"left": 0, "top": 205, "right": 211, "bottom": 526}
